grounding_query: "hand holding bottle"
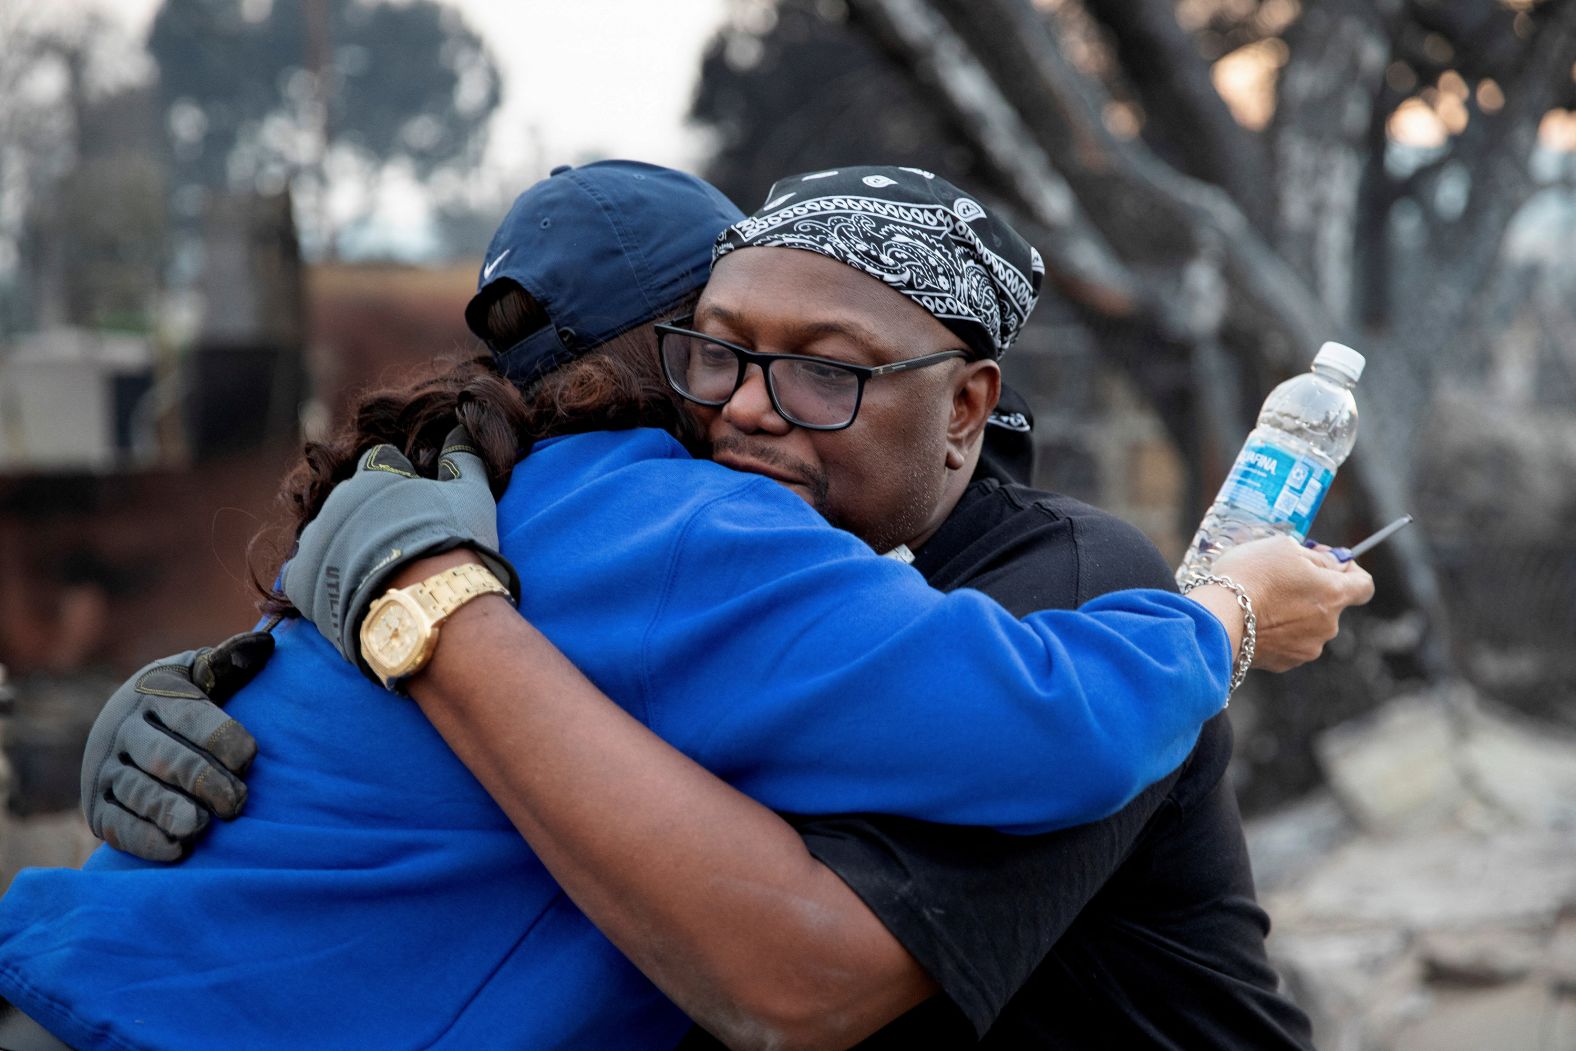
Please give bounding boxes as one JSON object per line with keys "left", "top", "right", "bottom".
{"left": 1179, "top": 342, "right": 1365, "bottom": 585}
{"left": 1205, "top": 536, "right": 1375, "bottom": 672}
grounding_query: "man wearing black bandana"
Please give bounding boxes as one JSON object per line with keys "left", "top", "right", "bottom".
{"left": 79, "top": 165, "right": 1354, "bottom": 1048}
{"left": 714, "top": 166, "right": 1042, "bottom": 361}
{"left": 671, "top": 166, "right": 1317, "bottom": 1048}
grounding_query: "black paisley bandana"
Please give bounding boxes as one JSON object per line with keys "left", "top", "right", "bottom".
{"left": 714, "top": 165, "right": 1044, "bottom": 360}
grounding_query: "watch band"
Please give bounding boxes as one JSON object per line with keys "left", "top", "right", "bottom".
{"left": 406, "top": 563, "right": 511, "bottom": 622}
{"left": 359, "top": 562, "right": 513, "bottom": 692}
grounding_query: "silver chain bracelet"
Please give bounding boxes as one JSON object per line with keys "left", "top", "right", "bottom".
{"left": 1180, "top": 574, "right": 1256, "bottom": 700}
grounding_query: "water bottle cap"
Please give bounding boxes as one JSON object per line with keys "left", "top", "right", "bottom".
{"left": 1313, "top": 341, "right": 1365, "bottom": 383}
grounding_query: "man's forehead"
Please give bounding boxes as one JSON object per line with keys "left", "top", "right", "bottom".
{"left": 695, "top": 300, "right": 890, "bottom": 349}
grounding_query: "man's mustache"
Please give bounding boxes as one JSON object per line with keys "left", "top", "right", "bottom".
{"left": 710, "top": 436, "right": 831, "bottom": 509}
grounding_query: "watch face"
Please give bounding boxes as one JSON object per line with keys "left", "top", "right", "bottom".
{"left": 365, "top": 600, "right": 421, "bottom": 671}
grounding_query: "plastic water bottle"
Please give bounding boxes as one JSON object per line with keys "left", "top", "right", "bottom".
{"left": 1177, "top": 342, "right": 1364, "bottom": 586}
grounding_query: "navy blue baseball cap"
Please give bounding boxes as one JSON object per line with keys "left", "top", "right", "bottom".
{"left": 466, "top": 160, "right": 745, "bottom": 385}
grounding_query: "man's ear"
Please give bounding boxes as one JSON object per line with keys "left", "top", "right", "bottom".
{"left": 946, "top": 360, "right": 1001, "bottom": 470}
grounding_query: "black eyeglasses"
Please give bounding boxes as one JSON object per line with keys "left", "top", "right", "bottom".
{"left": 654, "top": 322, "right": 968, "bottom": 431}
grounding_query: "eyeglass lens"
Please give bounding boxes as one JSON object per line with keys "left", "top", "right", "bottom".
{"left": 661, "top": 332, "right": 861, "bottom": 428}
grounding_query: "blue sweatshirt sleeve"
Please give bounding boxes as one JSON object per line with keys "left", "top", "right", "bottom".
{"left": 640, "top": 476, "right": 1232, "bottom": 836}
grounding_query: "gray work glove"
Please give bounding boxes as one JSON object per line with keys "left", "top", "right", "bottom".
{"left": 282, "top": 427, "right": 520, "bottom": 678}
{"left": 80, "top": 631, "right": 273, "bottom": 861}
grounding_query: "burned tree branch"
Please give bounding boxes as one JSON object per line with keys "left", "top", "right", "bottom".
{"left": 844, "top": 0, "right": 1146, "bottom": 317}
{"left": 1390, "top": 0, "right": 1576, "bottom": 369}
{"left": 856, "top": 0, "right": 1335, "bottom": 362}
{"left": 1081, "top": 0, "right": 1274, "bottom": 232}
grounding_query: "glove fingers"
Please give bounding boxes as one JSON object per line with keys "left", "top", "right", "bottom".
{"left": 438, "top": 425, "right": 488, "bottom": 484}
{"left": 284, "top": 443, "right": 418, "bottom": 650}
{"left": 360, "top": 443, "right": 418, "bottom": 478}
{"left": 437, "top": 426, "right": 510, "bottom": 596}
{"left": 81, "top": 651, "right": 204, "bottom": 832}
{"left": 194, "top": 631, "right": 277, "bottom": 701}
{"left": 97, "top": 803, "right": 185, "bottom": 863}
{"left": 106, "top": 762, "right": 211, "bottom": 848}
{"left": 134, "top": 662, "right": 207, "bottom": 701}
{"left": 137, "top": 697, "right": 255, "bottom": 816}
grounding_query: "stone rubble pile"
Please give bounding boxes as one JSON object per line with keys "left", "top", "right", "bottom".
{"left": 1248, "top": 686, "right": 1576, "bottom": 1050}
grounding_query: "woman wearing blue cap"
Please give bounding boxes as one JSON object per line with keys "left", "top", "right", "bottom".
{"left": 1, "top": 162, "right": 1364, "bottom": 1049}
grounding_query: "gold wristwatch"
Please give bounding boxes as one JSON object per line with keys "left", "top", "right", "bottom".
{"left": 359, "top": 562, "right": 511, "bottom": 690}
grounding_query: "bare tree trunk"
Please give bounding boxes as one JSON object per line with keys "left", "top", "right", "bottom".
{"left": 1269, "top": 0, "right": 1390, "bottom": 329}
{"left": 304, "top": 0, "right": 336, "bottom": 260}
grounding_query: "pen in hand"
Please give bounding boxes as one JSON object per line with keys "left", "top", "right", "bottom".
{"left": 1306, "top": 514, "right": 1415, "bottom": 563}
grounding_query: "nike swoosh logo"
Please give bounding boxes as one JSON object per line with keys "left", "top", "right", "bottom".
{"left": 483, "top": 248, "right": 512, "bottom": 280}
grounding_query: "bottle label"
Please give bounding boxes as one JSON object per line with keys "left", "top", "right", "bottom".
{"left": 1219, "top": 441, "right": 1333, "bottom": 539}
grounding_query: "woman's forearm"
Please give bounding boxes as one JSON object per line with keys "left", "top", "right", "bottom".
{"left": 407, "top": 575, "right": 935, "bottom": 1049}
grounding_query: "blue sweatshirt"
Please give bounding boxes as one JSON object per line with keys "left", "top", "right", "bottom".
{"left": 0, "top": 428, "right": 1229, "bottom": 1050}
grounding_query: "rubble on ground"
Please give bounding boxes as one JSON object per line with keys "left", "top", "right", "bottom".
{"left": 1248, "top": 684, "right": 1576, "bottom": 1050}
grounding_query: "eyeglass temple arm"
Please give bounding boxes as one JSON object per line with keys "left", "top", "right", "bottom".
{"left": 866, "top": 350, "right": 970, "bottom": 377}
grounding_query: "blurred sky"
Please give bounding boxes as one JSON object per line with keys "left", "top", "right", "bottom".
{"left": 85, "top": 0, "right": 731, "bottom": 173}
{"left": 51, "top": 0, "right": 735, "bottom": 258}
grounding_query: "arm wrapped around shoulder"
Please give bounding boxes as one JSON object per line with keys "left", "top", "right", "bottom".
{"left": 649, "top": 481, "right": 1237, "bottom": 836}
{"left": 282, "top": 428, "right": 520, "bottom": 680}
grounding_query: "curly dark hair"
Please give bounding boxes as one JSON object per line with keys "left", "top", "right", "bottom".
{"left": 251, "top": 286, "right": 701, "bottom": 615}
